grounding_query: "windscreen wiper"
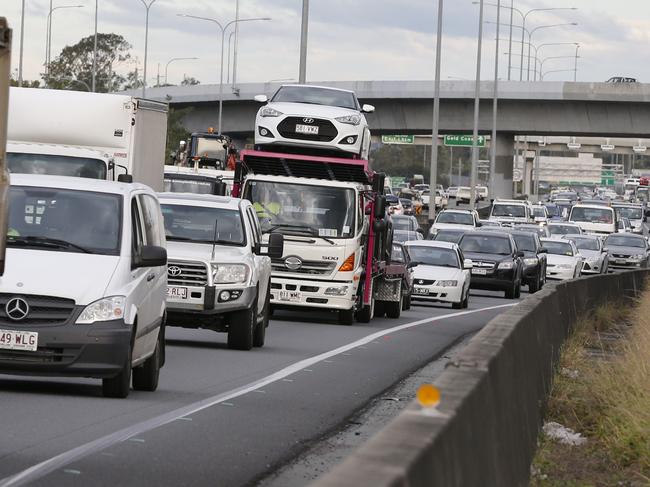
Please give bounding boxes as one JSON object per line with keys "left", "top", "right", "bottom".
{"left": 268, "top": 224, "right": 335, "bottom": 245}
{"left": 8, "top": 236, "right": 92, "bottom": 254}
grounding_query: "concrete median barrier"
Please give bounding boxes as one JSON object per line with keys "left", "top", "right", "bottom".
{"left": 312, "top": 270, "right": 647, "bottom": 487}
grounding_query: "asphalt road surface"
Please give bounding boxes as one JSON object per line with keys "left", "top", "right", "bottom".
{"left": 0, "top": 291, "right": 519, "bottom": 487}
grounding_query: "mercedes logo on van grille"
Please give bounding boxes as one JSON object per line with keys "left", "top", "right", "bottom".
{"left": 168, "top": 266, "right": 182, "bottom": 277}
{"left": 285, "top": 257, "right": 303, "bottom": 271}
{"left": 302, "top": 118, "right": 314, "bottom": 124}
{"left": 6, "top": 298, "right": 30, "bottom": 321}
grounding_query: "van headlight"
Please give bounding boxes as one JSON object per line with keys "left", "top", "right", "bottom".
{"left": 211, "top": 264, "right": 250, "bottom": 284}
{"left": 76, "top": 296, "right": 126, "bottom": 324}
{"left": 335, "top": 114, "right": 361, "bottom": 125}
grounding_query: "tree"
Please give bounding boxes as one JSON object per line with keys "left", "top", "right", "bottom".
{"left": 10, "top": 78, "right": 40, "bottom": 88}
{"left": 165, "top": 107, "right": 194, "bottom": 164}
{"left": 45, "top": 33, "right": 131, "bottom": 92}
{"left": 123, "top": 70, "right": 143, "bottom": 91}
{"left": 181, "top": 76, "right": 200, "bottom": 86}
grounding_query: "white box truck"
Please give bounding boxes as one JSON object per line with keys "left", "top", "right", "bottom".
{"left": 6, "top": 88, "right": 168, "bottom": 191}
{"left": 0, "top": 18, "right": 11, "bottom": 276}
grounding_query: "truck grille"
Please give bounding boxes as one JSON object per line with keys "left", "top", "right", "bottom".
{"left": 0, "top": 294, "right": 76, "bottom": 326}
{"left": 168, "top": 261, "right": 209, "bottom": 286}
{"left": 278, "top": 117, "right": 338, "bottom": 142}
{"left": 271, "top": 258, "right": 336, "bottom": 276}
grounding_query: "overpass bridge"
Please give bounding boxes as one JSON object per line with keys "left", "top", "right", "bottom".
{"left": 136, "top": 80, "right": 650, "bottom": 198}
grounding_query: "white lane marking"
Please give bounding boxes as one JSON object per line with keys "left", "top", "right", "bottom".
{"left": 0, "top": 303, "right": 515, "bottom": 487}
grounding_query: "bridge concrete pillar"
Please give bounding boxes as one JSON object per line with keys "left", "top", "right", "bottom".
{"left": 491, "top": 133, "right": 515, "bottom": 199}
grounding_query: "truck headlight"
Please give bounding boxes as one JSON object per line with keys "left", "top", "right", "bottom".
{"left": 76, "top": 296, "right": 125, "bottom": 324}
{"left": 523, "top": 257, "right": 538, "bottom": 266}
{"left": 436, "top": 280, "right": 458, "bottom": 287}
{"left": 498, "top": 261, "right": 514, "bottom": 269}
{"left": 211, "top": 264, "right": 250, "bottom": 284}
{"left": 260, "top": 107, "right": 283, "bottom": 117}
{"left": 335, "top": 114, "right": 361, "bottom": 125}
{"left": 325, "top": 286, "right": 349, "bottom": 296}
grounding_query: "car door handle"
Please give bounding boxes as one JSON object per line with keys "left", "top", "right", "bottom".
{"left": 147, "top": 273, "right": 156, "bottom": 282}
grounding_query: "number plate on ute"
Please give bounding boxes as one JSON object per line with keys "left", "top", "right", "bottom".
{"left": 279, "top": 291, "right": 302, "bottom": 302}
{"left": 295, "top": 124, "right": 319, "bottom": 135}
{"left": 166, "top": 286, "right": 188, "bottom": 299}
{"left": 0, "top": 330, "right": 38, "bottom": 352}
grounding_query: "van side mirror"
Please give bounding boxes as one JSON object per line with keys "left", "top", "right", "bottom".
{"left": 133, "top": 245, "right": 167, "bottom": 269}
{"left": 254, "top": 94, "right": 268, "bottom": 103}
{"left": 266, "top": 233, "right": 284, "bottom": 259}
{"left": 118, "top": 174, "right": 133, "bottom": 184}
{"left": 407, "top": 261, "right": 419, "bottom": 269}
{"left": 515, "top": 251, "right": 525, "bottom": 258}
{"left": 463, "top": 259, "right": 473, "bottom": 270}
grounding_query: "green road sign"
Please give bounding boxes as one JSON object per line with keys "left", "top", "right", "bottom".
{"left": 381, "top": 135, "right": 414, "bottom": 144}
{"left": 601, "top": 170, "right": 615, "bottom": 186}
{"left": 443, "top": 134, "right": 485, "bottom": 147}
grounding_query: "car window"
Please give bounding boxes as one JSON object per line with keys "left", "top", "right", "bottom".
{"left": 605, "top": 235, "right": 646, "bottom": 248}
{"left": 492, "top": 204, "right": 527, "bottom": 218}
{"left": 132, "top": 197, "right": 145, "bottom": 256}
{"left": 460, "top": 235, "right": 512, "bottom": 255}
{"left": 436, "top": 212, "right": 474, "bottom": 225}
{"left": 543, "top": 241, "right": 574, "bottom": 256}
{"left": 272, "top": 85, "right": 358, "bottom": 110}
{"left": 407, "top": 246, "right": 459, "bottom": 268}
{"left": 512, "top": 234, "right": 536, "bottom": 252}
{"left": 138, "top": 194, "right": 165, "bottom": 247}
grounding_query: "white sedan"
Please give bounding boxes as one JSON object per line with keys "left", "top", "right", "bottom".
{"left": 403, "top": 241, "right": 472, "bottom": 309}
{"left": 563, "top": 235, "right": 609, "bottom": 274}
{"left": 541, "top": 238, "right": 584, "bottom": 280}
{"left": 254, "top": 84, "right": 374, "bottom": 159}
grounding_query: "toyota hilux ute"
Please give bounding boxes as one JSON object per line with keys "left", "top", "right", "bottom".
{"left": 1, "top": 174, "right": 168, "bottom": 398}
{"left": 159, "top": 193, "right": 284, "bottom": 350}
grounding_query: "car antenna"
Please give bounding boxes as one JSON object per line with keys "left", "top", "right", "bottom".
{"left": 211, "top": 218, "right": 218, "bottom": 261}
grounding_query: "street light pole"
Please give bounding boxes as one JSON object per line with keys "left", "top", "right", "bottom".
{"left": 18, "top": 0, "right": 25, "bottom": 86}
{"left": 470, "top": 0, "right": 485, "bottom": 209}
{"left": 299, "top": 0, "right": 309, "bottom": 83}
{"left": 139, "top": 0, "right": 156, "bottom": 98}
{"left": 164, "top": 57, "right": 199, "bottom": 85}
{"left": 428, "top": 0, "right": 444, "bottom": 224}
{"left": 527, "top": 23, "right": 577, "bottom": 81}
{"left": 92, "top": 0, "right": 98, "bottom": 92}
{"left": 506, "top": 0, "right": 513, "bottom": 80}
{"left": 178, "top": 14, "right": 271, "bottom": 135}
{"left": 574, "top": 44, "right": 580, "bottom": 81}
{"left": 489, "top": 0, "right": 501, "bottom": 194}
{"left": 46, "top": 4, "right": 84, "bottom": 87}
{"left": 227, "top": 31, "right": 235, "bottom": 84}
{"left": 231, "top": 0, "right": 239, "bottom": 91}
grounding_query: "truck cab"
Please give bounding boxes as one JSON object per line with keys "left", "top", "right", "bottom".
{"left": 489, "top": 199, "right": 532, "bottom": 225}
{"left": 158, "top": 193, "right": 283, "bottom": 350}
{"left": 569, "top": 203, "right": 617, "bottom": 235}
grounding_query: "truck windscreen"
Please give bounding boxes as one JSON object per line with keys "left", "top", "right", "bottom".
{"left": 164, "top": 177, "right": 214, "bottom": 195}
{"left": 7, "top": 153, "right": 107, "bottom": 179}
{"left": 244, "top": 181, "right": 356, "bottom": 239}
{"left": 195, "top": 137, "right": 226, "bottom": 162}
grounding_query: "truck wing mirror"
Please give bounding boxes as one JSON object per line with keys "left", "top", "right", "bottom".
{"left": 266, "top": 233, "right": 284, "bottom": 259}
{"left": 374, "top": 196, "right": 387, "bottom": 218}
{"left": 117, "top": 174, "right": 133, "bottom": 183}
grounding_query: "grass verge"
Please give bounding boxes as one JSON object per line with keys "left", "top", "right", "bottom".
{"left": 531, "top": 291, "right": 650, "bottom": 486}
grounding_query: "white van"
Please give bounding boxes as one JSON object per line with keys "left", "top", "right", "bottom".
{"left": 568, "top": 204, "right": 617, "bottom": 235}
{"left": 0, "top": 174, "right": 168, "bottom": 398}
{"left": 0, "top": 18, "right": 10, "bottom": 276}
{"left": 489, "top": 199, "right": 531, "bottom": 225}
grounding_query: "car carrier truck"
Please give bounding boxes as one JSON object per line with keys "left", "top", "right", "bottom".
{"left": 6, "top": 88, "right": 168, "bottom": 191}
{"left": 0, "top": 18, "right": 11, "bottom": 276}
{"left": 232, "top": 150, "right": 411, "bottom": 325}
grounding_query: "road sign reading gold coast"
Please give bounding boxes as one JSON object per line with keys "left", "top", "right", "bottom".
{"left": 443, "top": 135, "right": 485, "bottom": 147}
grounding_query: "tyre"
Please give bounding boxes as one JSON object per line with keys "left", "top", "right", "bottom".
{"left": 374, "top": 301, "right": 386, "bottom": 318}
{"left": 103, "top": 342, "right": 132, "bottom": 398}
{"left": 402, "top": 293, "right": 411, "bottom": 311}
{"left": 452, "top": 300, "right": 462, "bottom": 310}
{"left": 462, "top": 291, "right": 469, "bottom": 309}
{"left": 505, "top": 282, "right": 516, "bottom": 299}
{"left": 514, "top": 280, "right": 522, "bottom": 298}
{"left": 338, "top": 308, "right": 355, "bottom": 326}
{"left": 385, "top": 295, "right": 403, "bottom": 319}
{"left": 132, "top": 329, "right": 162, "bottom": 392}
{"left": 253, "top": 289, "right": 270, "bottom": 348}
{"left": 356, "top": 297, "right": 374, "bottom": 323}
{"left": 528, "top": 273, "right": 540, "bottom": 293}
{"left": 228, "top": 300, "right": 256, "bottom": 351}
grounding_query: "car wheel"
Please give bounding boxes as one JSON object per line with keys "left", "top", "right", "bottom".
{"left": 338, "top": 308, "right": 355, "bottom": 326}
{"left": 528, "top": 273, "right": 540, "bottom": 293}
{"left": 452, "top": 300, "right": 462, "bottom": 309}
{"left": 385, "top": 295, "right": 403, "bottom": 319}
{"left": 103, "top": 340, "right": 132, "bottom": 398}
{"left": 462, "top": 290, "right": 469, "bottom": 309}
{"left": 228, "top": 300, "right": 256, "bottom": 351}
{"left": 132, "top": 329, "right": 162, "bottom": 392}
{"left": 505, "top": 282, "right": 516, "bottom": 299}
{"left": 514, "top": 280, "right": 522, "bottom": 298}
{"left": 253, "top": 288, "right": 270, "bottom": 348}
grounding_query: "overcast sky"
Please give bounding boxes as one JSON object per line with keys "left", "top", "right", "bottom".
{"left": 4, "top": 0, "right": 648, "bottom": 87}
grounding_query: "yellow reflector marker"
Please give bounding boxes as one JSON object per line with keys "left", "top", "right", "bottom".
{"left": 417, "top": 384, "right": 440, "bottom": 408}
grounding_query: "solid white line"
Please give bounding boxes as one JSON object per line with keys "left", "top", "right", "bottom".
{"left": 0, "top": 303, "right": 515, "bottom": 487}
